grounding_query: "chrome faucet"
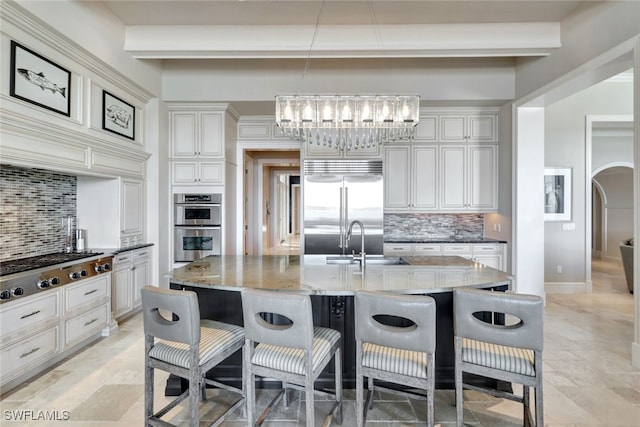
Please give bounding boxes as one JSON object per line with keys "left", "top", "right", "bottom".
{"left": 346, "top": 219, "right": 366, "bottom": 271}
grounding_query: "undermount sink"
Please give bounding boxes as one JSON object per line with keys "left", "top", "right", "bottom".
{"left": 325, "top": 255, "right": 410, "bottom": 265}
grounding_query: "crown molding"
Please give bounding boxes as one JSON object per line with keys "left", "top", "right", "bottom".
{"left": 1, "top": 1, "right": 154, "bottom": 104}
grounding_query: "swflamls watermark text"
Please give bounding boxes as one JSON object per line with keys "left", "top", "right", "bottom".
{"left": 4, "top": 409, "right": 70, "bottom": 421}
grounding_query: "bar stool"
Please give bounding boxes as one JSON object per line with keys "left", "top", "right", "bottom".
{"left": 453, "top": 287, "right": 544, "bottom": 427}
{"left": 141, "top": 286, "right": 245, "bottom": 427}
{"left": 355, "top": 290, "right": 437, "bottom": 427}
{"left": 241, "top": 288, "right": 343, "bottom": 427}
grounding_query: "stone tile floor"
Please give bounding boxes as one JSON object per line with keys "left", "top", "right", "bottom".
{"left": 1, "top": 258, "right": 638, "bottom": 426}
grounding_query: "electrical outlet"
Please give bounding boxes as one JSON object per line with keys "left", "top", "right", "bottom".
{"left": 496, "top": 224, "right": 501, "bottom": 232}
{"left": 556, "top": 265, "right": 563, "bottom": 274}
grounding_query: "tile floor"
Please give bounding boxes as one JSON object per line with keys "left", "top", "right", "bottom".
{"left": 1, "top": 258, "right": 638, "bottom": 426}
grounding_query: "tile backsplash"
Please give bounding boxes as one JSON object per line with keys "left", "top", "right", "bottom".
{"left": 0, "top": 165, "right": 77, "bottom": 261}
{"left": 384, "top": 213, "right": 484, "bottom": 241}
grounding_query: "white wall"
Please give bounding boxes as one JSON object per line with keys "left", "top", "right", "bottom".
{"left": 162, "top": 58, "right": 515, "bottom": 103}
{"left": 544, "top": 81, "right": 633, "bottom": 285}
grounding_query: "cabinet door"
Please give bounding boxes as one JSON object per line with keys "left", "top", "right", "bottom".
{"left": 412, "top": 146, "right": 438, "bottom": 209}
{"left": 172, "top": 162, "right": 198, "bottom": 184}
{"left": 384, "top": 146, "right": 410, "bottom": 209}
{"left": 413, "top": 115, "right": 438, "bottom": 141}
{"left": 171, "top": 112, "right": 197, "bottom": 157}
{"left": 439, "top": 116, "right": 466, "bottom": 142}
{"left": 467, "top": 115, "right": 497, "bottom": 142}
{"left": 200, "top": 113, "right": 223, "bottom": 157}
{"left": 468, "top": 145, "right": 497, "bottom": 210}
{"left": 121, "top": 179, "right": 143, "bottom": 235}
{"left": 132, "top": 259, "right": 148, "bottom": 309}
{"left": 439, "top": 146, "right": 466, "bottom": 210}
{"left": 199, "top": 162, "right": 224, "bottom": 184}
{"left": 473, "top": 254, "right": 503, "bottom": 270}
{"left": 112, "top": 266, "right": 132, "bottom": 319}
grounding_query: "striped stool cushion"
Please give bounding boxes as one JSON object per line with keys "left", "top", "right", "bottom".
{"left": 251, "top": 327, "right": 340, "bottom": 375}
{"left": 362, "top": 343, "right": 429, "bottom": 379}
{"left": 149, "top": 319, "right": 244, "bottom": 369}
{"left": 461, "top": 338, "right": 535, "bottom": 376}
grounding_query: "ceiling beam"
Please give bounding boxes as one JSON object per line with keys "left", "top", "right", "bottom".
{"left": 124, "top": 22, "right": 561, "bottom": 59}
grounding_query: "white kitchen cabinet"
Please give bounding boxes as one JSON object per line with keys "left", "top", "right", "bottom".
{"left": 77, "top": 177, "right": 146, "bottom": 248}
{"left": 440, "top": 145, "right": 497, "bottom": 211}
{"left": 439, "top": 114, "right": 497, "bottom": 142}
{"left": 384, "top": 242, "right": 507, "bottom": 271}
{"left": 412, "top": 115, "right": 438, "bottom": 142}
{"left": 384, "top": 145, "right": 438, "bottom": 211}
{"left": 170, "top": 111, "right": 223, "bottom": 158}
{"left": 111, "top": 248, "right": 151, "bottom": 321}
{"left": 121, "top": 179, "right": 143, "bottom": 236}
{"left": 62, "top": 274, "right": 110, "bottom": 350}
{"left": 172, "top": 161, "right": 224, "bottom": 185}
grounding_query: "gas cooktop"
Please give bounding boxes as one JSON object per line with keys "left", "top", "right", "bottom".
{"left": 0, "top": 252, "right": 105, "bottom": 276}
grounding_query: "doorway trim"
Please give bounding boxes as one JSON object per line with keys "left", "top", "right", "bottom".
{"left": 584, "top": 115, "right": 633, "bottom": 293}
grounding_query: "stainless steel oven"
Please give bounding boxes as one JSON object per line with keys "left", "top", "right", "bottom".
{"left": 174, "top": 193, "right": 222, "bottom": 226}
{"left": 174, "top": 193, "right": 222, "bottom": 262}
{"left": 174, "top": 226, "right": 221, "bottom": 262}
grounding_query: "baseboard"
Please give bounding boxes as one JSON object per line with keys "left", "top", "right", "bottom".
{"left": 544, "top": 282, "right": 588, "bottom": 293}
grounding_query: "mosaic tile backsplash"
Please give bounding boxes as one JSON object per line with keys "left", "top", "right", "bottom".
{"left": 384, "top": 213, "right": 484, "bottom": 241}
{"left": 0, "top": 165, "right": 77, "bottom": 261}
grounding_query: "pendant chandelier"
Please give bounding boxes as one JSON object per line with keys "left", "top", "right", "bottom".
{"left": 274, "top": 1, "right": 420, "bottom": 151}
{"left": 275, "top": 94, "right": 420, "bottom": 151}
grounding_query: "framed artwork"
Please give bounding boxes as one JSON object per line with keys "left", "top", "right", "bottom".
{"left": 102, "top": 90, "right": 135, "bottom": 140}
{"left": 9, "top": 40, "right": 71, "bottom": 116}
{"left": 544, "top": 167, "right": 572, "bottom": 221}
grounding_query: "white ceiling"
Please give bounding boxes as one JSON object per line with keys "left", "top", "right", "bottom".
{"left": 100, "top": 0, "right": 589, "bottom": 59}
{"left": 102, "top": 0, "right": 584, "bottom": 26}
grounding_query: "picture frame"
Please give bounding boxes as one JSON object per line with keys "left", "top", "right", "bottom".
{"left": 9, "top": 40, "right": 71, "bottom": 117}
{"left": 544, "top": 167, "right": 572, "bottom": 221}
{"left": 102, "top": 90, "right": 135, "bottom": 140}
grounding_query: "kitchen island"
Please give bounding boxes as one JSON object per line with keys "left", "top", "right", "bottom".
{"left": 165, "top": 255, "right": 512, "bottom": 392}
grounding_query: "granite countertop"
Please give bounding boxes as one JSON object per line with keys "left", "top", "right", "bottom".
{"left": 87, "top": 243, "right": 154, "bottom": 256}
{"left": 384, "top": 238, "right": 508, "bottom": 244}
{"left": 166, "top": 255, "right": 512, "bottom": 296}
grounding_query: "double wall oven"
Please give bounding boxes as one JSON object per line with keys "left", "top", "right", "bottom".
{"left": 174, "top": 193, "right": 222, "bottom": 262}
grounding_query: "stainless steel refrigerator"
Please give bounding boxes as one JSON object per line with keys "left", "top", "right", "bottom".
{"left": 303, "top": 160, "right": 383, "bottom": 255}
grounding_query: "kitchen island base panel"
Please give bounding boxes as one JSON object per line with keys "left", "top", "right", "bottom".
{"left": 165, "top": 283, "right": 508, "bottom": 395}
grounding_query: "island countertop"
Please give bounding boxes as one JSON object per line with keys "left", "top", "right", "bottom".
{"left": 166, "top": 255, "right": 512, "bottom": 295}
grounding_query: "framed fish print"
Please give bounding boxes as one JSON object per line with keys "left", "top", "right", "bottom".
{"left": 9, "top": 41, "right": 71, "bottom": 116}
{"left": 102, "top": 90, "right": 135, "bottom": 140}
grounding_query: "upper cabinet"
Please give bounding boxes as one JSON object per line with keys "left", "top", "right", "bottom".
{"left": 384, "top": 145, "right": 438, "bottom": 211}
{"left": 440, "top": 145, "right": 498, "bottom": 211}
{"left": 439, "top": 114, "right": 497, "bottom": 143}
{"left": 170, "top": 111, "right": 224, "bottom": 158}
{"left": 168, "top": 103, "right": 239, "bottom": 187}
{"left": 384, "top": 109, "right": 499, "bottom": 213}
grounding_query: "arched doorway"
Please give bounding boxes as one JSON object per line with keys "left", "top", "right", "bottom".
{"left": 592, "top": 165, "right": 634, "bottom": 265}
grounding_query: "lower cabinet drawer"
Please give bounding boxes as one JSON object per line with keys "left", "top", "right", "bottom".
{"left": 442, "top": 244, "right": 472, "bottom": 255}
{"left": 64, "top": 304, "right": 108, "bottom": 349}
{"left": 414, "top": 244, "right": 442, "bottom": 254}
{"left": 0, "top": 292, "right": 59, "bottom": 341}
{"left": 472, "top": 244, "right": 502, "bottom": 253}
{"left": 1, "top": 326, "right": 59, "bottom": 384}
{"left": 64, "top": 275, "right": 110, "bottom": 314}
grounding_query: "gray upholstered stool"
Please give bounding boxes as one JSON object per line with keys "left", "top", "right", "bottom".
{"left": 355, "top": 290, "right": 437, "bottom": 427}
{"left": 241, "top": 288, "right": 343, "bottom": 427}
{"left": 141, "top": 286, "right": 245, "bottom": 427}
{"left": 453, "top": 287, "right": 544, "bottom": 427}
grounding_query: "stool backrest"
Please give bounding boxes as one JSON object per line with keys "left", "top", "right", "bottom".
{"left": 355, "top": 290, "right": 436, "bottom": 353}
{"left": 141, "top": 286, "right": 201, "bottom": 346}
{"left": 453, "top": 287, "right": 543, "bottom": 351}
{"left": 241, "top": 289, "right": 313, "bottom": 350}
